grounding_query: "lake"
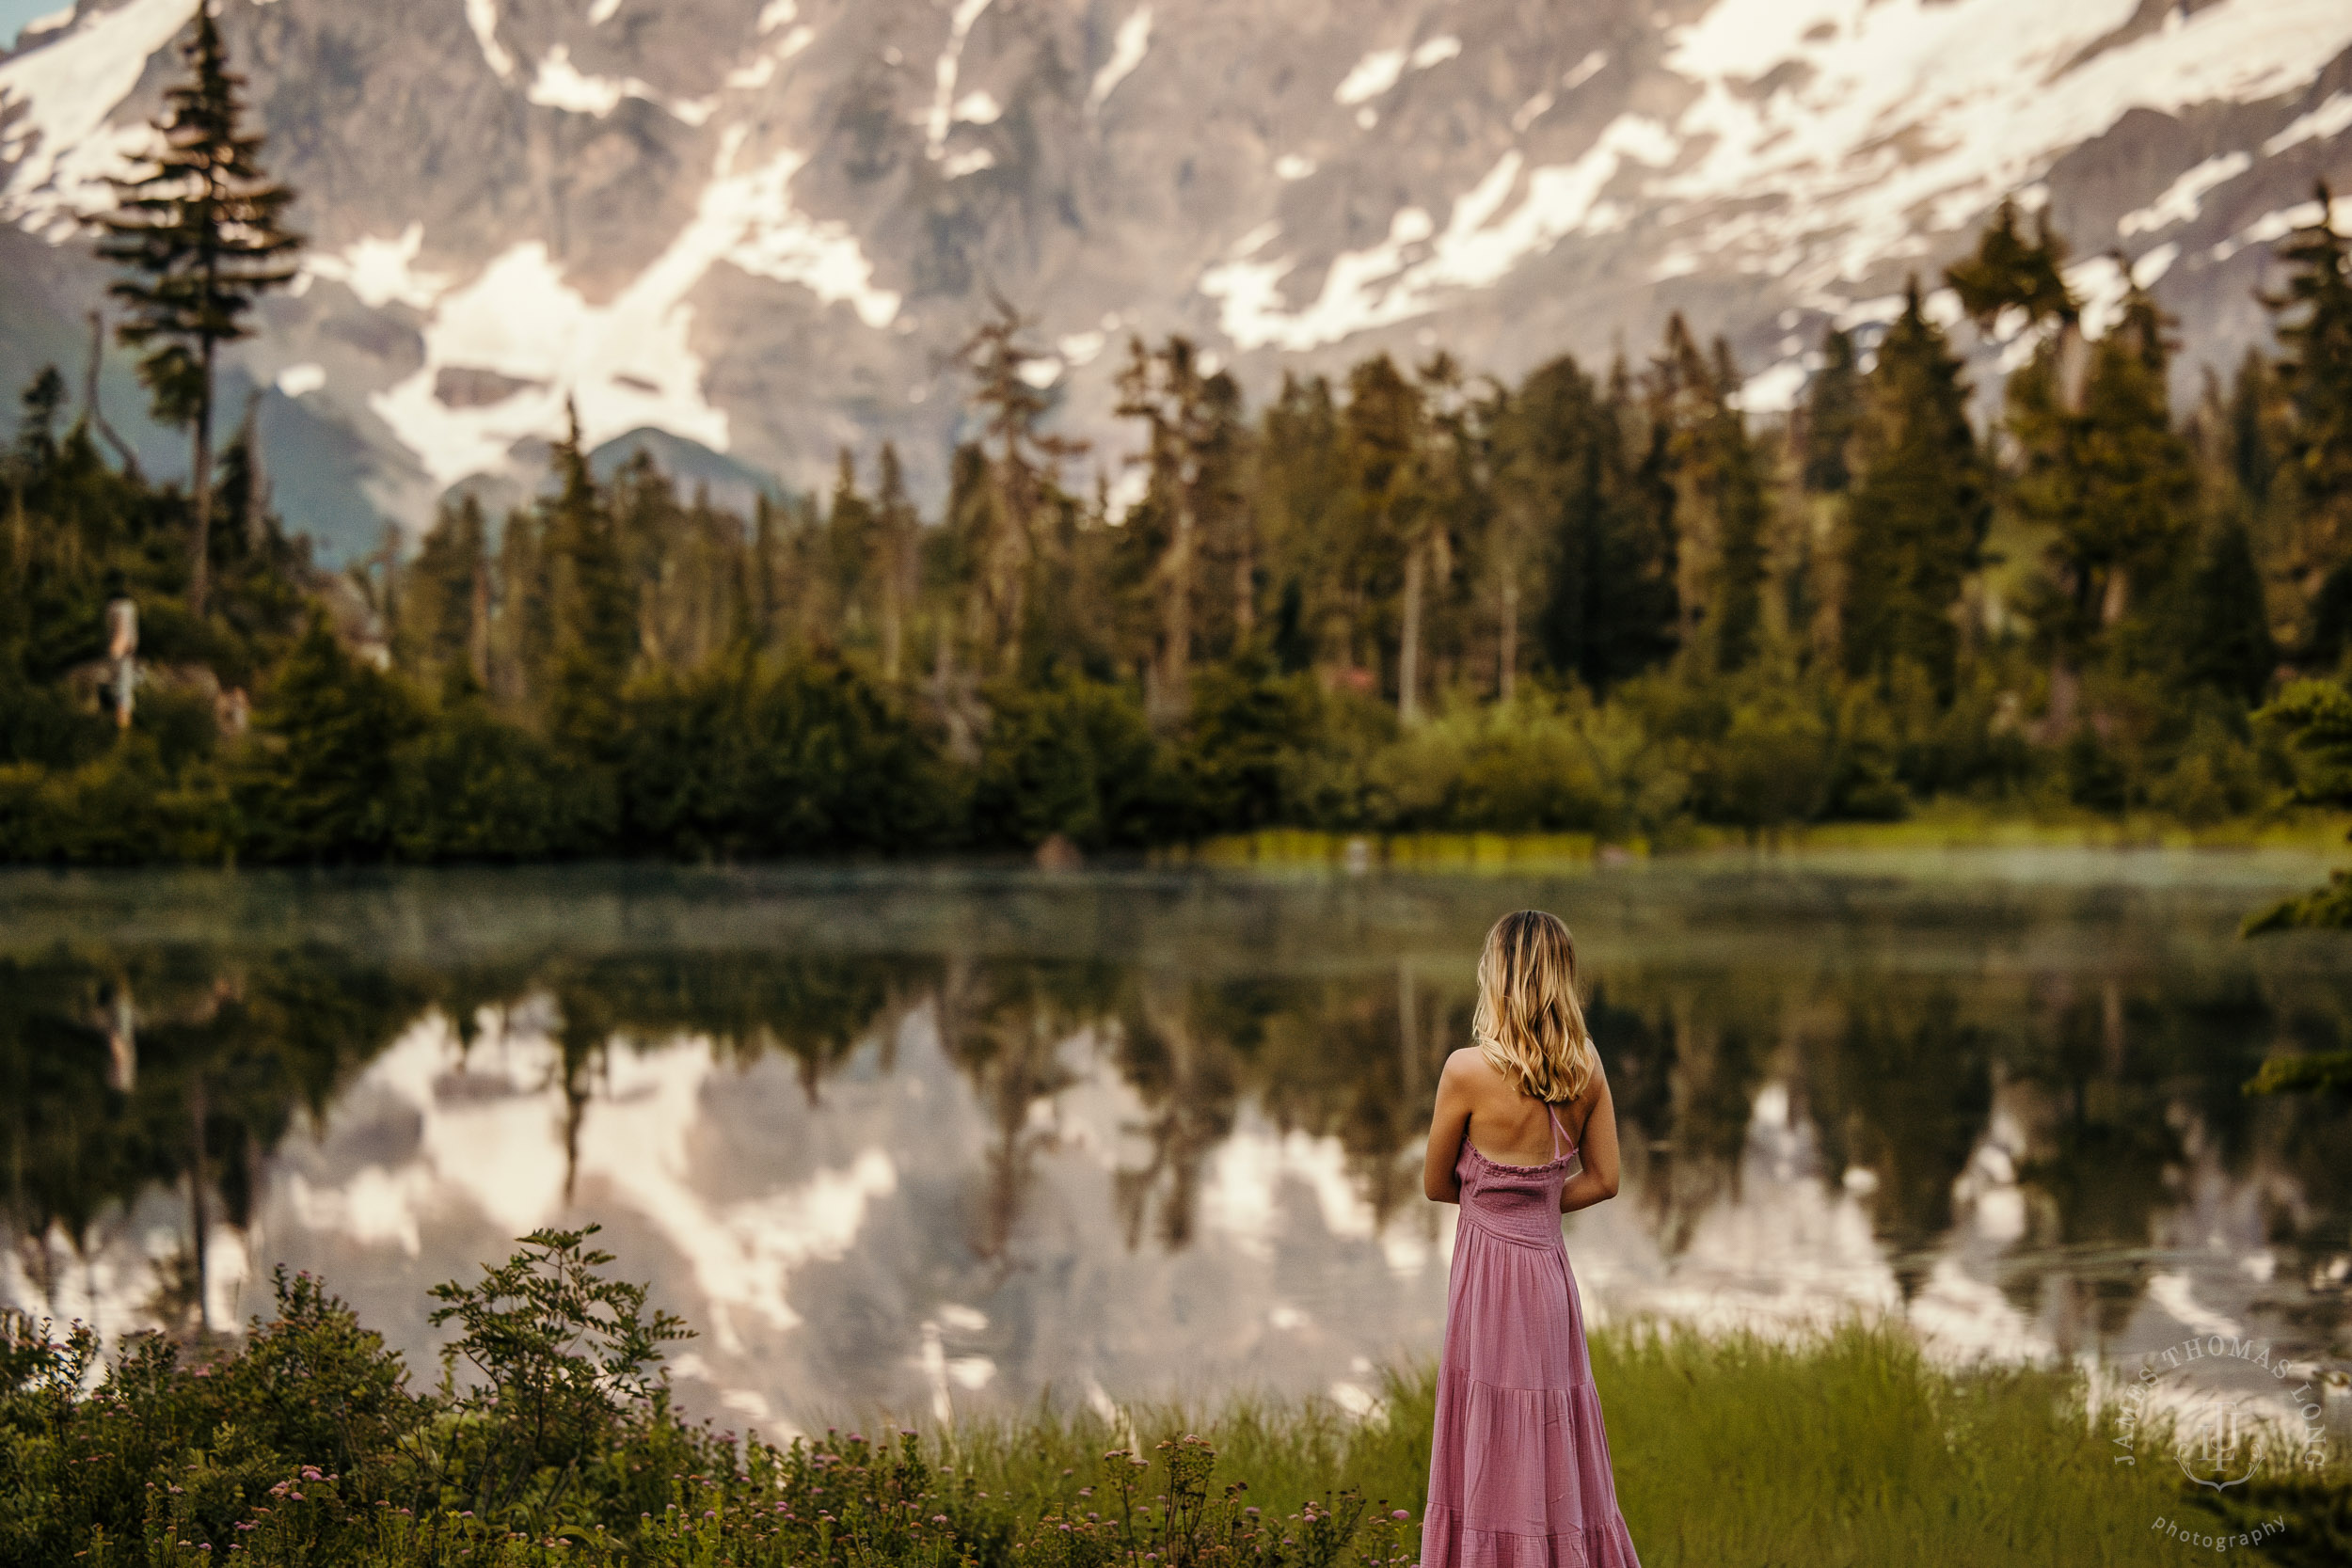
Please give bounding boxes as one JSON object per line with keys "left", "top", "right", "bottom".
{"left": 3, "top": 852, "right": 2346, "bottom": 1436}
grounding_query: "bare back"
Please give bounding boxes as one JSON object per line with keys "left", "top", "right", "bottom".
{"left": 1451, "top": 1048, "right": 1585, "bottom": 1165}
{"left": 1423, "top": 1045, "right": 1621, "bottom": 1212}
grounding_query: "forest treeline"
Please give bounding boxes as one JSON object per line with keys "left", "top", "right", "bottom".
{"left": 9, "top": 192, "right": 2352, "bottom": 865}
{"left": 7, "top": 3, "right": 2352, "bottom": 865}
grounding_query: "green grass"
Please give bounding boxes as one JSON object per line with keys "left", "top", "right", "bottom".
{"left": 930, "top": 1324, "right": 2339, "bottom": 1568}
{"left": 12, "top": 1243, "right": 2342, "bottom": 1568}
{"left": 1159, "top": 811, "right": 2352, "bottom": 871}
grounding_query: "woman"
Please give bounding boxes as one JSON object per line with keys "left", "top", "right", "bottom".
{"left": 1421, "top": 910, "right": 1640, "bottom": 1568}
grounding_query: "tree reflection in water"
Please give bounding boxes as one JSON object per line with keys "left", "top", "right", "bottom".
{"left": 1, "top": 864, "right": 2346, "bottom": 1389}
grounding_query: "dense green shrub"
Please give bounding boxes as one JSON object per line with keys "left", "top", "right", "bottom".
{"left": 973, "top": 677, "right": 1176, "bottom": 849}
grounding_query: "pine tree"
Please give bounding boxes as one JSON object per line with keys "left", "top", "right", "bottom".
{"left": 875, "top": 442, "right": 918, "bottom": 681}
{"left": 955, "top": 300, "right": 1085, "bottom": 676}
{"left": 394, "top": 495, "right": 489, "bottom": 687}
{"left": 822, "top": 448, "right": 879, "bottom": 657}
{"left": 97, "top": 4, "right": 299, "bottom": 618}
{"left": 1343, "top": 355, "right": 1427, "bottom": 719}
{"left": 1801, "top": 328, "right": 1861, "bottom": 494}
{"left": 540, "top": 410, "right": 635, "bottom": 754}
{"left": 1508, "top": 355, "right": 1677, "bottom": 695}
{"left": 2266, "top": 184, "right": 2352, "bottom": 606}
{"left": 1944, "top": 198, "right": 2074, "bottom": 333}
{"left": 1841, "top": 279, "right": 1989, "bottom": 699}
{"left": 2011, "top": 287, "right": 2199, "bottom": 653}
{"left": 234, "top": 621, "right": 419, "bottom": 862}
{"left": 1116, "top": 336, "right": 1219, "bottom": 722}
{"left": 1254, "top": 373, "right": 1351, "bottom": 676}
{"left": 1646, "top": 318, "right": 1765, "bottom": 673}
{"left": 2172, "top": 517, "right": 2277, "bottom": 705}
{"left": 1706, "top": 338, "right": 1769, "bottom": 673}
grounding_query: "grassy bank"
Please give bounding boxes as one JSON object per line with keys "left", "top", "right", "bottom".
{"left": 1159, "top": 807, "right": 2352, "bottom": 873}
{"left": 7, "top": 1230, "right": 2344, "bottom": 1567}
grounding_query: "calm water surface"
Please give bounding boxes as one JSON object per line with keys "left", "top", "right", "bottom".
{"left": 3, "top": 853, "right": 2347, "bottom": 1434}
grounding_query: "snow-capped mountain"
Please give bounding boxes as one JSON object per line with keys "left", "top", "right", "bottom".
{"left": 3, "top": 0, "right": 2350, "bottom": 557}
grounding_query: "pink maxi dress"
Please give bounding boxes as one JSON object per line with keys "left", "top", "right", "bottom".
{"left": 1422, "top": 1102, "right": 1641, "bottom": 1568}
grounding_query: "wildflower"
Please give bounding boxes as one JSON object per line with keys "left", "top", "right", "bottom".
{"left": 1391, "top": 1511, "right": 1411, "bottom": 1522}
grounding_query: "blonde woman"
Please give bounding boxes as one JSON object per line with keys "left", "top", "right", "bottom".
{"left": 1421, "top": 910, "right": 1639, "bottom": 1568}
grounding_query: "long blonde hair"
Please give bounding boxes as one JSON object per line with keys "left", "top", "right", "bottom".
{"left": 1471, "top": 910, "right": 1595, "bottom": 1104}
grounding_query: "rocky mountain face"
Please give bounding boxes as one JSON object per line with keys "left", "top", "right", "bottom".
{"left": 3, "top": 0, "right": 2351, "bottom": 560}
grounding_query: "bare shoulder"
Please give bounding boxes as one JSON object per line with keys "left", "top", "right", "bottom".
{"left": 1440, "top": 1047, "right": 1502, "bottom": 1092}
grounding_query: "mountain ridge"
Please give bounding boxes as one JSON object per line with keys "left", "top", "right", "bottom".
{"left": 3, "top": 0, "right": 2350, "bottom": 560}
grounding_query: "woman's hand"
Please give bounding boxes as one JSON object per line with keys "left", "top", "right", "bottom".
{"left": 1559, "top": 1061, "right": 1621, "bottom": 1213}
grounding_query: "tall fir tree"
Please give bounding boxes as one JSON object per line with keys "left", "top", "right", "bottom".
{"left": 2011, "top": 287, "right": 2199, "bottom": 654}
{"left": 234, "top": 621, "right": 419, "bottom": 863}
{"left": 1505, "top": 355, "right": 1678, "bottom": 694}
{"left": 955, "top": 301, "right": 1085, "bottom": 677}
{"left": 1705, "top": 337, "right": 1770, "bottom": 673}
{"left": 1343, "top": 355, "right": 1428, "bottom": 718}
{"left": 393, "top": 494, "right": 489, "bottom": 688}
{"left": 1801, "top": 328, "right": 1861, "bottom": 494}
{"left": 1841, "top": 280, "right": 1989, "bottom": 699}
{"left": 1944, "top": 198, "right": 2074, "bottom": 332}
{"left": 2172, "top": 517, "right": 2278, "bottom": 705}
{"left": 2265, "top": 185, "right": 2352, "bottom": 625}
{"left": 98, "top": 3, "right": 299, "bottom": 618}
{"left": 540, "top": 409, "right": 635, "bottom": 755}
{"left": 875, "top": 442, "right": 919, "bottom": 681}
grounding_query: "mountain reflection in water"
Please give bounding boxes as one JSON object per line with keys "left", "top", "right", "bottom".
{"left": 2, "top": 857, "right": 2346, "bottom": 1433}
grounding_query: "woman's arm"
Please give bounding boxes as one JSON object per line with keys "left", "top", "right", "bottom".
{"left": 1422, "top": 1051, "right": 1475, "bottom": 1204}
{"left": 1559, "top": 1060, "right": 1621, "bottom": 1214}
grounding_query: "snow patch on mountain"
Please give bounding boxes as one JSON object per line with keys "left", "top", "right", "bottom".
{"left": 1659, "top": 0, "right": 2352, "bottom": 290}
{"left": 925, "top": 0, "right": 993, "bottom": 160}
{"left": 373, "top": 125, "right": 898, "bottom": 487}
{"left": 526, "top": 43, "right": 713, "bottom": 125}
{"left": 0, "top": 0, "right": 199, "bottom": 232}
{"left": 2119, "top": 152, "right": 2252, "bottom": 238}
{"left": 300, "top": 222, "right": 450, "bottom": 310}
{"left": 1089, "top": 7, "right": 1151, "bottom": 111}
{"left": 464, "top": 0, "right": 515, "bottom": 83}
{"left": 2267, "top": 91, "right": 2352, "bottom": 157}
{"left": 1202, "top": 115, "right": 1675, "bottom": 353}
{"left": 2210, "top": 193, "right": 2352, "bottom": 263}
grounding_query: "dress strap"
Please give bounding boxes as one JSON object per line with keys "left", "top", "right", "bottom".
{"left": 1545, "top": 1101, "right": 1566, "bottom": 1161}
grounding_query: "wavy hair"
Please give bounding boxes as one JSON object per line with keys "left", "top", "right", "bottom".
{"left": 1471, "top": 910, "right": 1595, "bottom": 1104}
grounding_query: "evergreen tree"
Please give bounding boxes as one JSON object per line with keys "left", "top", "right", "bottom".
{"left": 1801, "top": 328, "right": 1861, "bottom": 494}
{"left": 1841, "top": 280, "right": 1989, "bottom": 699}
{"left": 1647, "top": 318, "right": 1766, "bottom": 673}
{"left": 2012, "top": 287, "right": 2199, "bottom": 653}
{"left": 234, "top": 622, "right": 419, "bottom": 862}
{"left": 1343, "top": 355, "right": 1428, "bottom": 719}
{"left": 1114, "top": 336, "right": 1232, "bottom": 721}
{"left": 1254, "top": 373, "right": 1351, "bottom": 675}
{"left": 954, "top": 301, "right": 1086, "bottom": 676}
{"left": 393, "top": 495, "right": 488, "bottom": 687}
{"left": 1705, "top": 337, "right": 1770, "bottom": 673}
{"left": 1945, "top": 198, "right": 2073, "bottom": 332}
{"left": 97, "top": 3, "right": 299, "bottom": 618}
{"left": 822, "top": 448, "right": 879, "bottom": 658}
{"left": 540, "top": 410, "right": 635, "bottom": 756}
{"left": 1503, "top": 355, "right": 1677, "bottom": 695}
{"left": 2225, "top": 349, "right": 2281, "bottom": 510}
{"left": 2171, "top": 517, "right": 2277, "bottom": 705}
{"left": 2265, "top": 185, "right": 2352, "bottom": 611}
{"left": 875, "top": 442, "right": 918, "bottom": 681}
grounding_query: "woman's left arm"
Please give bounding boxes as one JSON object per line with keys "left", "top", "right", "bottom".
{"left": 1423, "top": 1051, "right": 1474, "bottom": 1204}
{"left": 1559, "top": 1061, "right": 1621, "bottom": 1214}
